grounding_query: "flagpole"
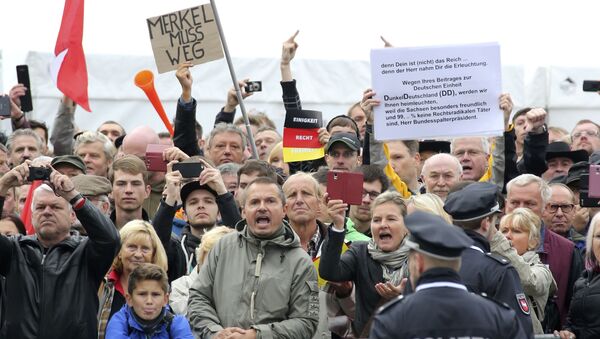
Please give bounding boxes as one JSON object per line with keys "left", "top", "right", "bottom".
{"left": 210, "top": 0, "right": 259, "bottom": 160}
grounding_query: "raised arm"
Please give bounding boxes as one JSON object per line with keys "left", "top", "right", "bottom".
{"left": 319, "top": 197, "right": 358, "bottom": 282}
{"left": 173, "top": 62, "right": 203, "bottom": 157}
{"left": 50, "top": 95, "right": 77, "bottom": 155}
{"left": 214, "top": 80, "right": 252, "bottom": 126}
{"left": 197, "top": 159, "right": 241, "bottom": 227}
{"left": 490, "top": 93, "right": 513, "bottom": 190}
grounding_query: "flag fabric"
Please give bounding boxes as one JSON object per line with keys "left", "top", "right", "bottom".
{"left": 383, "top": 143, "right": 411, "bottom": 198}
{"left": 283, "top": 109, "right": 324, "bottom": 162}
{"left": 21, "top": 180, "right": 43, "bottom": 235}
{"left": 51, "top": 0, "right": 91, "bottom": 112}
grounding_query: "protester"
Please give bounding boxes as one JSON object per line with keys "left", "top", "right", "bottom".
{"left": 348, "top": 164, "right": 389, "bottom": 237}
{"left": 571, "top": 119, "right": 600, "bottom": 155}
{"left": 542, "top": 183, "right": 586, "bottom": 250}
{"left": 541, "top": 142, "right": 587, "bottom": 182}
{"left": 187, "top": 177, "right": 319, "bottom": 338}
{"left": 105, "top": 263, "right": 194, "bottom": 339}
{"left": 6, "top": 129, "right": 43, "bottom": 167}
{"left": 385, "top": 140, "right": 421, "bottom": 193}
{"left": 320, "top": 191, "right": 409, "bottom": 337}
{"left": 97, "top": 220, "right": 168, "bottom": 339}
{"left": 556, "top": 213, "right": 600, "bottom": 339}
{"left": 51, "top": 154, "right": 86, "bottom": 177}
{"left": 254, "top": 126, "right": 281, "bottom": 161}
{"left": 0, "top": 162, "right": 120, "bottom": 338}
{"left": 405, "top": 193, "right": 453, "bottom": 224}
{"left": 267, "top": 141, "right": 290, "bottom": 176}
{"left": 451, "top": 136, "right": 490, "bottom": 181}
{"left": 74, "top": 131, "right": 116, "bottom": 177}
{"left": 496, "top": 208, "right": 557, "bottom": 334}
{"left": 370, "top": 211, "right": 528, "bottom": 339}
{"left": 420, "top": 153, "right": 462, "bottom": 201}
{"left": 109, "top": 155, "right": 151, "bottom": 228}
{"left": 234, "top": 159, "right": 278, "bottom": 207}
{"left": 98, "top": 120, "right": 126, "bottom": 143}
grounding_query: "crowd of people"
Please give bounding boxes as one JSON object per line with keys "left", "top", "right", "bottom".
{"left": 1, "top": 31, "right": 600, "bottom": 339}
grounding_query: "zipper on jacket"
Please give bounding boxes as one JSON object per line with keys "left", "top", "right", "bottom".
{"left": 250, "top": 249, "right": 264, "bottom": 320}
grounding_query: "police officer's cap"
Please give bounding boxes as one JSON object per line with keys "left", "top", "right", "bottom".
{"left": 405, "top": 211, "right": 473, "bottom": 259}
{"left": 443, "top": 182, "right": 500, "bottom": 222}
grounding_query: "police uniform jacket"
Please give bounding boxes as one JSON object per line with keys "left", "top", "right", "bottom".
{"left": 370, "top": 267, "right": 528, "bottom": 339}
{"left": 459, "top": 229, "right": 534, "bottom": 337}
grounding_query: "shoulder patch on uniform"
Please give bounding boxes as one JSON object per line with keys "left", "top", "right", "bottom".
{"left": 376, "top": 295, "right": 404, "bottom": 314}
{"left": 486, "top": 252, "right": 509, "bottom": 265}
{"left": 476, "top": 292, "right": 511, "bottom": 310}
{"left": 516, "top": 293, "right": 531, "bottom": 315}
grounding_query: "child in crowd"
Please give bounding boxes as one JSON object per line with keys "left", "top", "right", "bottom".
{"left": 105, "top": 263, "right": 193, "bottom": 339}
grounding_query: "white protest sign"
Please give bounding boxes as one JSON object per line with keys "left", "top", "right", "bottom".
{"left": 147, "top": 4, "right": 224, "bottom": 73}
{"left": 370, "top": 43, "right": 503, "bottom": 141}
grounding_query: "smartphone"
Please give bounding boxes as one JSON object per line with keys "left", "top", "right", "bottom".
{"left": 589, "top": 165, "right": 600, "bottom": 198}
{"left": 327, "top": 171, "right": 364, "bottom": 205}
{"left": 16, "top": 65, "right": 33, "bottom": 112}
{"left": 145, "top": 144, "right": 170, "bottom": 172}
{"left": 0, "top": 96, "right": 11, "bottom": 117}
{"left": 580, "top": 171, "right": 600, "bottom": 207}
{"left": 172, "top": 162, "right": 204, "bottom": 178}
{"left": 583, "top": 80, "right": 600, "bottom": 92}
{"left": 244, "top": 81, "right": 262, "bottom": 93}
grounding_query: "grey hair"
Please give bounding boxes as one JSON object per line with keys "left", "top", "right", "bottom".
{"left": 217, "top": 162, "right": 241, "bottom": 176}
{"left": 506, "top": 174, "right": 552, "bottom": 205}
{"left": 548, "top": 183, "right": 576, "bottom": 204}
{"left": 421, "top": 153, "right": 463, "bottom": 176}
{"left": 450, "top": 136, "right": 490, "bottom": 155}
{"left": 207, "top": 123, "right": 247, "bottom": 150}
{"left": 283, "top": 172, "right": 323, "bottom": 199}
{"left": 32, "top": 184, "right": 72, "bottom": 211}
{"left": 7, "top": 129, "right": 44, "bottom": 153}
{"left": 73, "top": 131, "right": 117, "bottom": 160}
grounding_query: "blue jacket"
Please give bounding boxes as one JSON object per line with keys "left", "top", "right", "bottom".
{"left": 106, "top": 305, "right": 193, "bottom": 339}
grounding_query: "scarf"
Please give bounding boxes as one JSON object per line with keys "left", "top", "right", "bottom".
{"left": 131, "top": 306, "right": 167, "bottom": 335}
{"left": 367, "top": 237, "right": 410, "bottom": 286}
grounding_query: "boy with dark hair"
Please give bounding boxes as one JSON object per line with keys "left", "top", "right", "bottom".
{"left": 105, "top": 263, "right": 193, "bottom": 338}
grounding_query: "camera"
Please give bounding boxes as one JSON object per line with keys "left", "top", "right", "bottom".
{"left": 244, "top": 81, "right": 262, "bottom": 93}
{"left": 28, "top": 167, "right": 51, "bottom": 182}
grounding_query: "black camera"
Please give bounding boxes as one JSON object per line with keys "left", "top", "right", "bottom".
{"left": 28, "top": 166, "right": 51, "bottom": 182}
{"left": 244, "top": 81, "right": 262, "bottom": 93}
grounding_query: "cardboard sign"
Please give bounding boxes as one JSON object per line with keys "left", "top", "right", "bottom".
{"left": 147, "top": 4, "right": 224, "bottom": 73}
{"left": 283, "top": 109, "right": 324, "bottom": 162}
{"left": 370, "top": 42, "right": 503, "bottom": 141}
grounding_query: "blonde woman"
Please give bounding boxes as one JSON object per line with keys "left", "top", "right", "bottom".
{"left": 493, "top": 208, "right": 556, "bottom": 334}
{"left": 97, "top": 220, "right": 168, "bottom": 339}
{"left": 268, "top": 141, "right": 290, "bottom": 176}
{"left": 169, "top": 226, "right": 234, "bottom": 315}
{"left": 405, "top": 193, "right": 452, "bottom": 224}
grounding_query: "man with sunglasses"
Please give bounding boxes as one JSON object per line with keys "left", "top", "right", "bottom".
{"left": 542, "top": 183, "right": 586, "bottom": 251}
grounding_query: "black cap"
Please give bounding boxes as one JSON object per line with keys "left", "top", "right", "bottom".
{"left": 180, "top": 181, "right": 218, "bottom": 205}
{"left": 114, "top": 134, "right": 126, "bottom": 149}
{"left": 405, "top": 211, "right": 473, "bottom": 259}
{"left": 566, "top": 161, "right": 588, "bottom": 186}
{"left": 325, "top": 132, "right": 361, "bottom": 153}
{"left": 545, "top": 142, "right": 588, "bottom": 163}
{"left": 444, "top": 182, "right": 500, "bottom": 222}
{"left": 419, "top": 140, "right": 451, "bottom": 154}
{"left": 51, "top": 155, "right": 86, "bottom": 174}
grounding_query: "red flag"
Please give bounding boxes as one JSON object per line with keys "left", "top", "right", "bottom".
{"left": 21, "top": 180, "right": 43, "bottom": 235}
{"left": 51, "top": 0, "right": 91, "bottom": 112}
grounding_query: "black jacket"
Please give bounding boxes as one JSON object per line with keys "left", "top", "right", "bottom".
{"left": 0, "top": 200, "right": 120, "bottom": 339}
{"left": 564, "top": 269, "right": 600, "bottom": 339}
{"left": 459, "top": 230, "right": 534, "bottom": 338}
{"left": 173, "top": 98, "right": 203, "bottom": 157}
{"left": 319, "top": 227, "right": 384, "bottom": 336}
{"left": 370, "top": 268, "right": 528, "bottom": 339}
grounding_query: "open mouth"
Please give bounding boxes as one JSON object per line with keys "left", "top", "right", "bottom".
{"left": 379, "top": 231, "right": 392, "bottom": 241}
{"left": 256, "top": 216, "right": 271, "bottom": 226}
{"left": 462, "top": 165, "right": 472, "bottom": 172}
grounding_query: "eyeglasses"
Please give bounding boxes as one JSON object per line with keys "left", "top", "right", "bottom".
{"left": 572, "top": 130, "right": 600, "bottom": 138}
{"left": 327, "top": 150, "right": 356, "bottom": 159}
{"left": 547, "top": 203, "right": 575, "bottom": 213}
{"left": 363, "top": 190, "right": 381, "bottom": 200}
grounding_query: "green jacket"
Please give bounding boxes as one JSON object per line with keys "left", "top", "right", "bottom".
{"left": 345, "top": 218, "right": 371, "bottom": 242}
{"left": 187, "top": 220, "right": 319, "bottom": 339}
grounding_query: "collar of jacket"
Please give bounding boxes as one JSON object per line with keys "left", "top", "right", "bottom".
{"left": 415, "top": 267, "right": 463, "bottom": 287}
{"left": 126, "top": 305, "right": 169, "bottom": 333}
{"left": 181, "top": 224, "right": 201, "bottom": 249}
{"left": 235, "top": 218, "right": 300, "bottom": 248}
{"left": 20, "top": 230, "right": 82, "bottom": 250}
{"left": 110, "top": 208, "right": 150, "bottom": 225}
{"left": 464, "top": 229, "right": 491, "bottom": 253}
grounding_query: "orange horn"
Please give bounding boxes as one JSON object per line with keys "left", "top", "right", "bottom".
{"left": 134, "top": 70, "right": 174, "bottom": 136}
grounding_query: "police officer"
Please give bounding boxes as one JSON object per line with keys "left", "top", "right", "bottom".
{"left": 444, "top": 182, "right": 534, "bottom": 337}
{"left": 370, "top": 211, "right": 528, "bottom": 339}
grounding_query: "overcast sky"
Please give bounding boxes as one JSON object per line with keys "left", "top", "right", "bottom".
{"left": 1, "top": 0, "right": 598, "bottom": 90}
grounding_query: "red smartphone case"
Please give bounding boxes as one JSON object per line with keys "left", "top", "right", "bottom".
{"left": 145, "top": 144, "right": 170, "bottom": 172}
{"left": 589, "top": 165, "right": 600, "bottom": 198}
{"left": 327, "top": 171, "right": 364, "bottom": 205}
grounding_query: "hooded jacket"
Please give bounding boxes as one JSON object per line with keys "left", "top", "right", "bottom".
{"left": 187, "top": 219, "right": 319, "bottom": 339}
{"left": 106, "top": 305, "right": 193, "bottom": 339}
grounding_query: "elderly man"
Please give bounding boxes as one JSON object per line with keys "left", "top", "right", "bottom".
{"left": 74, "top": 131, "right": 116, "bottom": 178}
{"left": 421, "top": 153, "right": 462, "bottom": 201}
{"left": 451, "top": 136, "right": 490, "bottom": 181}
{"left": 542, "top": 183, "right": 586, "bottom": 250}
{"left": 188, "top": 177, "right": 319, "bottom": 338}
{"left": 205, "top": 123, "right": 247, "bottom": 166}
{"left": 505, "top": 174, "right": 583, "bottom": 331}
{"left": 541, "top": 142, "right": 588, "bottom": 182}
{"left": 0, "top": 162, "right": 120, "bottom": 338}
{"left": 6, "top": 129, "right": 43, "bottom": 167}
{"left": 72, "top": 174, "right": 112, "bottom": 216}
{"left": 444, "top": 182, "right": 534, "bottom": 336}
{"left": 51, "top": 154, "right": 87, "bottom": 177}
{"left": 571, "top": 119, "right": 600, "bottom": 155}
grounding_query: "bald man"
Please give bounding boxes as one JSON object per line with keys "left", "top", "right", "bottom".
{"left": 420, "top": 153, "right": 463, "bottom": 201}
